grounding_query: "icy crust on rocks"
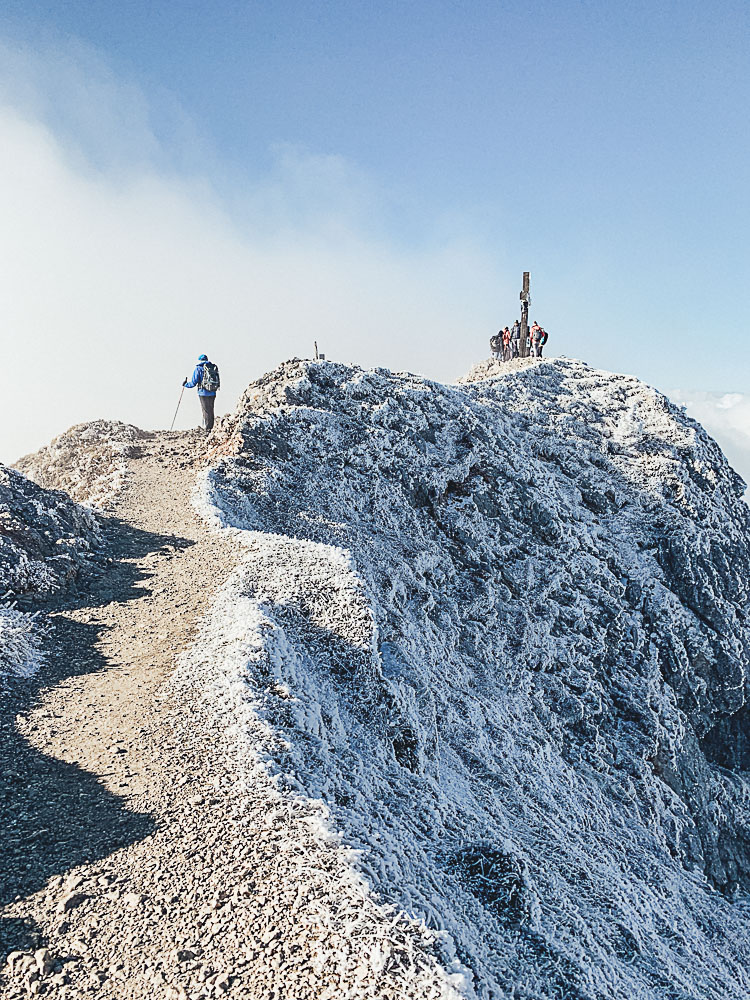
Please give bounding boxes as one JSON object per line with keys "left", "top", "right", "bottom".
{"left": 0, "top": 464, "right": 100, "bottom": 683}
{"left": 457, "top": 356, "right": 545, "bottom": 383}
{"left": 174, "top": 576, "right": 469, "bottom": 999}
{"left": 0, "top": 465, "right": 100, "bottom": 596}
{"left": 16, "top": 419, "right": 151, "bottom": 508}
{"left": 195, "top": 358, "right": 750, "bottom": 999}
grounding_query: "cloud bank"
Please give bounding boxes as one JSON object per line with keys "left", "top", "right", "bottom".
{"left": 1, "top": 36, "right": 507, "bottom": 463}
{"left": 669, "top": 390, "right": 750, "bottom": 488}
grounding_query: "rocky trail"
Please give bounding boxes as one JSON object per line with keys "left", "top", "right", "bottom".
{"left": 1, "top": 430, "right": 460, "bottom": 1000}
{"left": 1, "top": 431, "right": 246, "bottom": 996}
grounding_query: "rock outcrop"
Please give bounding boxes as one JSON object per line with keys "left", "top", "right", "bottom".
{"left": 0, "top": 464, "right": 101, "bottom": 682}
{"left": 190, "top": 357, "right": 750, "bottom": 999}
{"left": 16, "top": 420, "right": 151, "bottom": 508}
{"left": 0, "top": 464, "right": 100, "bottom": 599}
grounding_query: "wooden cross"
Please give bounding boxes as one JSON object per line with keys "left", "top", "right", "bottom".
{"left": 520, "top": 272, "right": 530, "bottom": 358}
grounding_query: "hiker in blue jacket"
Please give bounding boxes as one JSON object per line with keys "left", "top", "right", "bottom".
{"left": 183, "top": 354, "right": 220, "bottom": 432}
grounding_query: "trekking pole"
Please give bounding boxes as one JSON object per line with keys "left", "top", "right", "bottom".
{"left": 169, "top": 387, "right": 185, "bottom": 432}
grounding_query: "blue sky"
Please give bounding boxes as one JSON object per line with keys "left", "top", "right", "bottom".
{"left": 1, "top": 1, "right": 749, "bottom": 470}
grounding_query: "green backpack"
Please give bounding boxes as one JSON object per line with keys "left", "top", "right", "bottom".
{"left": 201, "top": 362, "right": 220, "bottom": 392}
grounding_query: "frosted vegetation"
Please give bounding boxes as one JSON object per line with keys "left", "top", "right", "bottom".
{"left": 0, "top": 606, "right": 44, "bottom": 681}
{"left": 16, "top": 419, "right": 150, "bottom": 507}
{"left": 192, "top": 358, "right": 750, "bottom": 999}
{"left": 0, "top": 464, "right": 100, "bottom": 685}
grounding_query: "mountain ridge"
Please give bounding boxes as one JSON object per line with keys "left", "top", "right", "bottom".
{"left": 2, "top": 356, "right": 749, "bottom": 999}
{"left": 192, "top": 356, "right": 750, "bottom": 997}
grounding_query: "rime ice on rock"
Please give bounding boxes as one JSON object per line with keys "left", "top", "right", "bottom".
{"left": 16, "top": 420, "right": 151, "bottom": 508}
{"left": 0, "top": 464, "right": 100, "bottom": 683}
{"left": 191, "top": 357, "right": 750, "bottom": 1000}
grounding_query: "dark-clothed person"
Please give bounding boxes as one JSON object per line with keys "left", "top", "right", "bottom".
{"left": 511, "top": 321, "right": 521, "bottom": 357}
{"left": 530, "top": 322, "right": 542, "bottom": 357}
{"left": 531, "top": 323, "right": 549, "bottom": 358}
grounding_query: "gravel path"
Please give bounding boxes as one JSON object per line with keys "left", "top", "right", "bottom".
{"left": 1, "top": 432, "right": 240, "bottom": 996}
{"left": 0, "top": 431, "right": 462, "bottom": 1000}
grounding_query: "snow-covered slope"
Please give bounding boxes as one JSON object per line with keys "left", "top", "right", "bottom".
{"left": 191, "top": 358, "right": 750, "bottom": 999}
{"left": 0, "top": 464, "right": 100, "bottom": 683}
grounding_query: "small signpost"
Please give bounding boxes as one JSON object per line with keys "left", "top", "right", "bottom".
{"left": 519, "top": 272, "right": 530, "bottom": 358}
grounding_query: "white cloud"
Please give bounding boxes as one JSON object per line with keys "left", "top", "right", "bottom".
{"left": 669, "top": 390, "right": 750, "bottom": 487}
{"left": 1, "top": 37, "right": 507, "bottom": 463}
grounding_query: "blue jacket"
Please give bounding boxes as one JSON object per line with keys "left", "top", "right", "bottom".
{"left": 185, "top": 363, "right": 216, "bottom": 397}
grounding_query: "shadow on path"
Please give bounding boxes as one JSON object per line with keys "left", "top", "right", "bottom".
{"left": 0, "top": 514, "right": 194, "bottom": 957}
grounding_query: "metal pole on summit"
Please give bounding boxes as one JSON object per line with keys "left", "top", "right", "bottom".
{"left": 169, "top": 387, "right": 185, "bottom": 432}
{"left": 520, "top": 272, "right": 530, "bottom": 358}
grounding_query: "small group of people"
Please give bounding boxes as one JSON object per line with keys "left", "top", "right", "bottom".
{"left": 490, "top": 321, "right": 549, "bottom": 362}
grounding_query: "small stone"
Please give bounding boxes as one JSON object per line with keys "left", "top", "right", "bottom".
{"left": 58, "top": 892, "right": 87, "bottom": 913}
{"left": 34, "top": 948, "right": 54, "bottom": 976}
{"left": 123, "top": 892, "right": 143, "bottom": 909}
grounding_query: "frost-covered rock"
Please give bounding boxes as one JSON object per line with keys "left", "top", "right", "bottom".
{"left": 0, "top": 465, "right": 100, "bottom": 597}
{"left": 16, "top": 419, "right": 150, "bottom": 507}
{"left": 195, "top": 358, "right": 750, "bottom": 999}
{"left": 457, "top": 355, "right": 544, "bottom": 383}
{"left": 0, "top": 606, "right": 45, "bottom": 681}
{"left": 0, "top": 463, "right": 100, "bottom": 684}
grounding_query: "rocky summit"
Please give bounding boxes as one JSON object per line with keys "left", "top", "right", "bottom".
{"left": 1, "top": 357, "right": 749, "bottom": 1000}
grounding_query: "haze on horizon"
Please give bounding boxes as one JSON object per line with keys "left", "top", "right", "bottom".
{"left": 1, "top": 1, "right": 748, "bottom": 480}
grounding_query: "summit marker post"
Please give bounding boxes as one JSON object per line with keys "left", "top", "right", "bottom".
{"left": 520, "top": 272, "right": 530, "bottom": 357}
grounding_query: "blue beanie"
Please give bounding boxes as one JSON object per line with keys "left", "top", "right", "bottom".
{"left": 198, "top": 354, "right": 208, "bottom": 362}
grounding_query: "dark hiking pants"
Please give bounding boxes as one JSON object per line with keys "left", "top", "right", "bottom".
{"left": 199, "top": 394, "right": 215, "bottom": 432}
